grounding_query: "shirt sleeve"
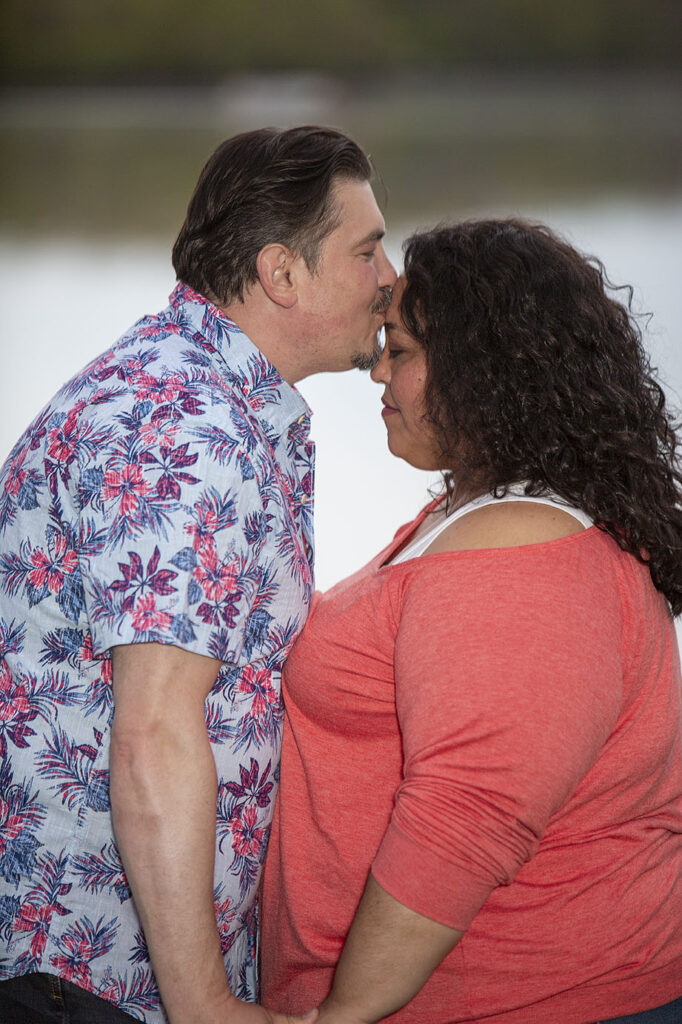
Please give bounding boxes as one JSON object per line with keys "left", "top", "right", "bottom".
{"left": 371, "top": 546, "right": 623, "bottom": 930}
{"left": 79, "top": 421, "right": 266, "bottom": 666}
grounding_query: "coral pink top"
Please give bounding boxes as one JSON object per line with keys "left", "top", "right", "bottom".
{"left": 260, "top": 503, "right": 682, "bottom": 1023}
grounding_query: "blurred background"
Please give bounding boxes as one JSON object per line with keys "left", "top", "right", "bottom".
{"left": 1, "top": 0, "right": 681, "bottom": 615}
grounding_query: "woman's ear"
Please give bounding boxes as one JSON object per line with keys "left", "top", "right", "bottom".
{"left": 256, "top": 243, "right": 300, "bottom": 309}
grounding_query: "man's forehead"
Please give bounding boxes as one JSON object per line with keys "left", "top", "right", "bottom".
{"left": 332, "top": 178, "right": 384, "bottom": 227}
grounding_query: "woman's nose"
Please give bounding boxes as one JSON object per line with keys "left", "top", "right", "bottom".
{"left": 370, "top": 342, "right": 391, "bottom": 384}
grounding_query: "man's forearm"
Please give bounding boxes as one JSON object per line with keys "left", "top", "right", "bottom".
{"left": 317, "top": 874, "right": 463, "bottom": 1024}
{"left": 110, "top": 643, "right": 318, "bottom": 1024}
{"left": 110, "top": 698, "right": 233, "bottom": 1024}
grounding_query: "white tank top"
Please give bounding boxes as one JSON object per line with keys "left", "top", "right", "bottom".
{"left": 391, "top": 483, "right": 594, "bottom": 564}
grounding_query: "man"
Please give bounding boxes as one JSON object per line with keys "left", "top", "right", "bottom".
{"left": 0, "top": 126, "right": 395, "bottom": 1024}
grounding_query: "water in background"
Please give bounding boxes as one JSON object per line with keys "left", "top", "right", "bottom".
{"left": 2, "top": 198, "right": 681, "bottom": 596}
{"left": 1, "top": 80, "right": 681, "bottom": 631}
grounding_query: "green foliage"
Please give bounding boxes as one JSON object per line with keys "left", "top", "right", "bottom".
{"left": 2, "top": 0, "right": 680, "bottom": 83}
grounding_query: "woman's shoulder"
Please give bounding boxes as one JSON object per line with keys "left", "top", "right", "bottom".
{"left": 423, "top": 499, "right": 587, "bottom": 557}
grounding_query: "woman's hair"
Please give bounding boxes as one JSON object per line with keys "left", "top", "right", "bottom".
{"left": 400, "top": 219, "right": 682, "bottom": 615}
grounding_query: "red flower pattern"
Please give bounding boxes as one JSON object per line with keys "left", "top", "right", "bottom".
{"left": 193, "top": 548, "right": 240, "bottom": 603}
{"left": 230, "top": 806, "right": 266, "bottom": 859}
{"left": 185, "top": 505, "right": 219, "bottom": 555}
{"left": 130, "top": 593, "right": 172, "bottom": 633}
{"left": 28, "top": 534, "right": 78, "bottom": 594}
{"left": 239, "top": 665, "right": 279, "bottom": 718}
{"left": 132, "top": 371, "right": 184, "bottom": 405}
{"left": 0, "top": 660, "right": 31, "bottom": 724}
{"left": 102, "top": 464, "right": 153, "bottom": 515}
{"left": 4, "top": 446, "right": 28, "bottom": 498}
{"left": 0, "top": 283, "right": 313, "bottom": 1015}
{"left": 47, "top": 408, "right": 81, "bottom": 464}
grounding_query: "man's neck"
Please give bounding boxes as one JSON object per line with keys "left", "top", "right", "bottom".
{"left": 218, "top": 298, "right": 302, "bottom": 386}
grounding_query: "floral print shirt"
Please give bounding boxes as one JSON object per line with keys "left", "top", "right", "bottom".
{"left": 0, "top": 283, "right": 315, "bottom": 1020}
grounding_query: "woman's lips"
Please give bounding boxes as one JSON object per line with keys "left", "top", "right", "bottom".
{"left": 381, "top": 398, "right": 398, "bottom": 417}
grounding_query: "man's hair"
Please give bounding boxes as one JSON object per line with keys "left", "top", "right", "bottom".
{"left": 172, "top": 126, "right": 372, "bottom": 305}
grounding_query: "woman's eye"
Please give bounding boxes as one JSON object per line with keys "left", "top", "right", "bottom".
{"left": 388, "top": 348, "right": 403, "bottom": 359}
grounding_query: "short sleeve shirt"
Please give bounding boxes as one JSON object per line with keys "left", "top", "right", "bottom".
{"left": 0, "top": 283, "right": 315, "bottom": 1020}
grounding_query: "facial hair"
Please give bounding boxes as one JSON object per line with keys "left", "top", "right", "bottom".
{"left": 351, "top": 344, "right": 382, "bottom": 372}
{"left": 351, "top": 285, "right": 393, "bottom": 372}
{"left": 371, "top": 285, "right": 393, "bottom": 316}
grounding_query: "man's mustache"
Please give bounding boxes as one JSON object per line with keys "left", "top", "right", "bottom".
{"left": 371, "top": 286, "right": 393, "bottom": 315}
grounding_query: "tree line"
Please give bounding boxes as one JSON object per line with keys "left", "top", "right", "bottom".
{"left": 3, "top": 0, "right": 680, "bottom": 84}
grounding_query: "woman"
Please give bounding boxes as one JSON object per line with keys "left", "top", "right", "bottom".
{"left": 260, "top": 220, "right": 682, "bottom": 1023}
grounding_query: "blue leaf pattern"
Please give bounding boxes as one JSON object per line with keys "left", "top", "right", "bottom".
{"left": 0, "top": 284, "right": 314, "bottom": 1020}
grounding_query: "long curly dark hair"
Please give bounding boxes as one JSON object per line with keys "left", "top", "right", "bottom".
{"left": 400, "top": 219, "right": 682, "bottom": 615}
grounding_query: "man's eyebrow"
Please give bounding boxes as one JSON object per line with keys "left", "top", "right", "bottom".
{"left": 354, "top": 228, "right": 386, "bottom": 248}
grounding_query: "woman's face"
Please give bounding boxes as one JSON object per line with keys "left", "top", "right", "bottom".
{"left": 370, "top": 277, "right": 443, "bottom": 470}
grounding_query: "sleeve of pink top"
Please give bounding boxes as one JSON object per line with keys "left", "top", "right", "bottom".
{"left": 371, "top": 544, "right": 624, "bottom": 931}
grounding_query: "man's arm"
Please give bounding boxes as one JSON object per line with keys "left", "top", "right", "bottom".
{"left": 316, "top": 874, "right": 463, "bottom": 1024}
{"left": 110, "top": 642, "right": 315, "bottom": 1024}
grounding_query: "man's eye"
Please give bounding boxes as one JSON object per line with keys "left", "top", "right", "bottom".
{"left": 361, "top": 250, "right": 376, "bottom": 260}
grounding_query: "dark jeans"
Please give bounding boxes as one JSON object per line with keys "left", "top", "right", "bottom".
{"left": 596, "top": 995, "right": 682, "bottom": 1023}
{"left": 3, "top": 974, "right": 678, "bottom": 1024}
{"left": 0, "top": 972, "right": 142, "bottom": 1023}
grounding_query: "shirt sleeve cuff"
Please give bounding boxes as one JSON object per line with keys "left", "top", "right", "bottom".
{"left": 372, "top": 819, "right": 496, "bottom": 932}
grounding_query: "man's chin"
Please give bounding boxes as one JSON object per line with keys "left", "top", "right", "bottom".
{"left": 351, "top": 342, "right": 382, "bottom": 372}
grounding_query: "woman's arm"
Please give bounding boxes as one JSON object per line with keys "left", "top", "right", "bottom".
{"left": 316, "top": 874, "right": 463, "bottom": 1024}
{"left": 317, "top": 508, "right": 620, "bottom": 1023}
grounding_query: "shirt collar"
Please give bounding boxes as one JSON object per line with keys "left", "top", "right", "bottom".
{"left": 169, "top": 282, "right": 312, "bottom": 439}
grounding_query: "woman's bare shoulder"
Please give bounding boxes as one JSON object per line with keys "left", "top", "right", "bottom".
{"left": 424, "top": 500, "right": 586, "bottom": 555}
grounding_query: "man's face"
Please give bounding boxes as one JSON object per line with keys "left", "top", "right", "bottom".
{"left": 294, "top": 178, "right": 397, "bottom": 375}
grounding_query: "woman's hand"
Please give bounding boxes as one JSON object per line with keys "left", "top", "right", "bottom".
{"left": 315, "top": 1002, "right": 373, "bottom": 1024}
{"left": 225, "top": 997, "right": 318, "bottom": 1024}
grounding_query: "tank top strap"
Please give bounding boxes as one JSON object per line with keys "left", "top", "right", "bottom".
{"left": 391, "top": 484, "right": 593, "bottom": 564}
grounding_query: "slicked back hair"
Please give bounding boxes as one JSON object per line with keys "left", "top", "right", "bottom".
{"left": 172, "top": 126, "right": 372, "bottom": 305}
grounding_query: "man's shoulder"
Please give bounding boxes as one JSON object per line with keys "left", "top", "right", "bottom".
{"left": 50, "top": 304, "right": 245, "bottom": 432}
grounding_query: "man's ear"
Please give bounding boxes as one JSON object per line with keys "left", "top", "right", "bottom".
{"left": 256, "top": 244, "right": 301, "bottom": 309}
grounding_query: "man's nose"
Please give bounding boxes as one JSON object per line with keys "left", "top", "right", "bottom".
{"left": 377, "top": 245, "right": 397, "bottom": 288}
